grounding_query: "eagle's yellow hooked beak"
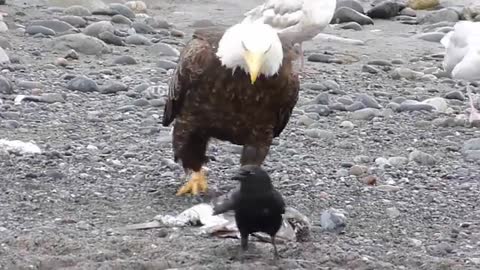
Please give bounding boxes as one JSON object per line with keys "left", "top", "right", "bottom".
{"left": 243, "top": 51, "right": 264, "bottom": 84}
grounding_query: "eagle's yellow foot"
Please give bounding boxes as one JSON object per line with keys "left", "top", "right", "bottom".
{"left": 176, "top": 169, "right": 208, "bottom": 196}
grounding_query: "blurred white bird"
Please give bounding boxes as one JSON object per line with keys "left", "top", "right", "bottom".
{"left": 242, "top": 0, "right": 337, "bottom": 72}
{"left": 440, "top": 20, "right": 480, "bottom": 124}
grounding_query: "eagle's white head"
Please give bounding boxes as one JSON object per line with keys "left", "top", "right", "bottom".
{"left": 216, "top": 22, "right": 283, "bottom": 84}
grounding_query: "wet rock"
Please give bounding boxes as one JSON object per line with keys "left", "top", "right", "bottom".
{"left": 422, "top": 97, "right": 448, "bottom": 113}
{"left": 336, "top": 0, "right": 364, "bottom": 14}
{"left": 304, "top": 129, "right": 335, "bottom": 140}
{"left": 109, "top": 3, "right": 136, "bottom": 19}
{"left": 29, "top": 19, "right": 75, "bottom": 33}
{"left": 132, "top": 22, "right": 156, "bottom": 34}
{"left": 351, "top": 108, "right": 381, "bottom": 120}
{"left": 463, "top": 138, "right": 480, "bottom": 162}
{"left": 340, "top": 21, "right": 363, "bottom": 31}
{"left": 59, "top": 15, "right": 87, "bottom": 28}
{"left": 157, "top": 59, "right": 177, "bottom": 70}
{"left": 367, "top": 1, "right": 402, "bottom": 19}
{"left": 113, "top": 55, "right": 137, "bottom": 65}
{"left": 151, "top": 43, "right": 180, "bottom": 57}
{"left": 409, "top": 149, "right": 436, "bottom": 165}
{"left": 66, "top": 76, "right": 98, "bottom": 92}
{"left": 98, "top": 31, "right": 125, "bottom": 46}
{"left": 100, "top": 81, "right": 128, "bottom": 94}
{"left": 50, "top": 33, "right": 111, "bottom": 55}
{"left": 320, "top": 208, "right": 347, "bottom": 231}
{"left": 25, "top": 25, "right": 56, "bottom": 36}
{"left": 414, "top": 32, "right": 445, "bottom": 42}
{"left": 111, "top": 14, "right": 133, "bottom": 25}
{"left": 391, "top": 67, "right": 424, "bottom": 80}
{"left": 303, "top": 104, "right": 331, "bottom": 116}
{"left": 349, "top": 165, "right": 368, "bottom": 176}
{"left": 83, "top": 21, "right": 114, "bottom": 38}
{"left": 332, "top": 7, "right": 374, "bottom": 25}
{"left": 418, "top": 8, "right": 459, "bottom": 24}
{"left": 356, "top": 93, "right": 381, "bottom": 109}
{"left": 125, "top": 34, "right": 152, "bottom": 45}
{"left": 444, "top": 90, "right": 465, "bottom": 101}
{"left": 64, "top": 5, "right": 92, "bottom": 16}
{"left": 0, "top": 47, "right": 10, "bottom": 65}
{"left": 386, "top": 207, "right": 401, "bottom": 218}
{"left": 362, "top": 64, "right": 380, "bottom": 74}
{"left": 0, "top": 75, "right": 13, "bottom": 94}
{"left": 399, "top": 100, "right": 435, "bottom": 112}
{"left": 388, "top": 156, "right": 408, "bottom": 168}
{"left": 125, "top": 1, "right": 148, "bottom": 14}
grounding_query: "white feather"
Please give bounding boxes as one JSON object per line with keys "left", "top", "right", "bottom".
{"left": 242, "top": 0, "right": 337, "bottom": 42}
{"left": 216, "top": 22, "right": 283, "bottom": 78}
{"left": 441, "top": 21, "right": 480, "bottom": 80}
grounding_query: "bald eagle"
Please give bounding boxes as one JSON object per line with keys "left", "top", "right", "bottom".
{"left": 161, "top": 22, "right": 300, "bottom": 196}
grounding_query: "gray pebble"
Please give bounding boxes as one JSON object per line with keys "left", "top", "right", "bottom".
{"left": 304, "top": 129, "right": 335, "bottom": 140}
{"left": 100, "top": 81, "right": 128, "bottom": 94}
{"left": 113, "top": 55, "right": 137, "bottom": 65}
{"left": 64, "top": 5, "right": 92, "bottom": 16}
{"left": 418, "top": 8, "right": 459, "bottom": 24}
{"left": 151, "top": 43, "right": 180, "bottom": 57}
{"left": 444, "top": 90, "right": 465, "bottom": 101}
{"left": 59, "top": 15, "right": 87, "bottom": 28}
{"left": 303, "top": 104, "right": 331, "bottom": 116}
{"left": 415, "top": 32, "right": 445, "bottom": 43}
{"left": 133, "top": 98, "right": 150, "bottom": 107}
{"left": 99, "top": 31, "right": 125, "bottom": 46}
{"left": 351, "top": 108, "right": 380, "bottom": 120}
{"left": 125, "top": 34, "right": 152, "bottom": 45}
{"left": 362, "top": 65, "right": 380, "bottom": 74}
{"left": 356, "top": 93, "right": 381, "bottom": 109}
{"left": 29, "top": 20, "right": 75, "bottom": 33}
{"left": 346, "top": 101, "right": 366, "bottom": 111}
{"left": 157, "top": 59, "right": 177, "bottom": 70}
{"left": 336, "top": 0, "right": 364, "bottom": 14}
{"left": 329, "top": 103, "right": 347, "bottom": 111}
{"left": 132, "top": 22, "right": 156, "bottom": 34}
{"left": 109, "top": 3, "right": 136, "bottom": 19}
{"left": 0, "top": 75, "right": 13, "bottom": 94}
{"left": 388, "top": 156, "right": 408, "bottom": 168}
{"left": 111, "top": 14, "right": 133, "bottom": 25}
{"left": 367, "top": 59, "right": 392, "bottom": 66}
{"left": 320, "top": 208, "right": 347, "bottom": 231}
{"left": 409, "top": 149, "right": 436, "bottom": 166}
{"left": 385, "top": 207, "right": 400, "bottom": 218}
{"left": 310, "top": 93, "right": 330, "bottom": 105}
{"left": 340, "top": 22, "right": 363, "bottom": 31}
{"left": 83, "top": 21, "right": 114, "bottom": 38}
{"left": 399, "top": 101, "right": 435, "bottom": 112}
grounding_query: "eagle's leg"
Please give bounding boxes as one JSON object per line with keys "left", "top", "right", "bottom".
{"left": 240, "top": 145, "right": 270, "bottom": 166}
{"left": 174, "top": 128, "right": 209, "bottom": 196}
{"left": 176, "top": 168, "right": 208, "bottom": 196}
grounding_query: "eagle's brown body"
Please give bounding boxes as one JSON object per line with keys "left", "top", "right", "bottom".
{"left": 162, "top": 27, "right": 300, "bottom": 178}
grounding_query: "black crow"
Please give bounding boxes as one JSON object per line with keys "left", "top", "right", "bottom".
{"left": 213, "top": 165, "right": 286, "bottom": 259}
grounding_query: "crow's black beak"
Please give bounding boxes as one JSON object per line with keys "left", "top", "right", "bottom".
{"left": 232, "top": 170, "right": 250, "bottom": 181}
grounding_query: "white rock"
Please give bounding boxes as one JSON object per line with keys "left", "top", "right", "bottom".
{"left": 422, "top": 97, "right": 449, "bottom": 113}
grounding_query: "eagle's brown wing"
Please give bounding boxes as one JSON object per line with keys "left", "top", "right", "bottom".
{"left": 161, "top": 27, "right": 225, "bottom": 127}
